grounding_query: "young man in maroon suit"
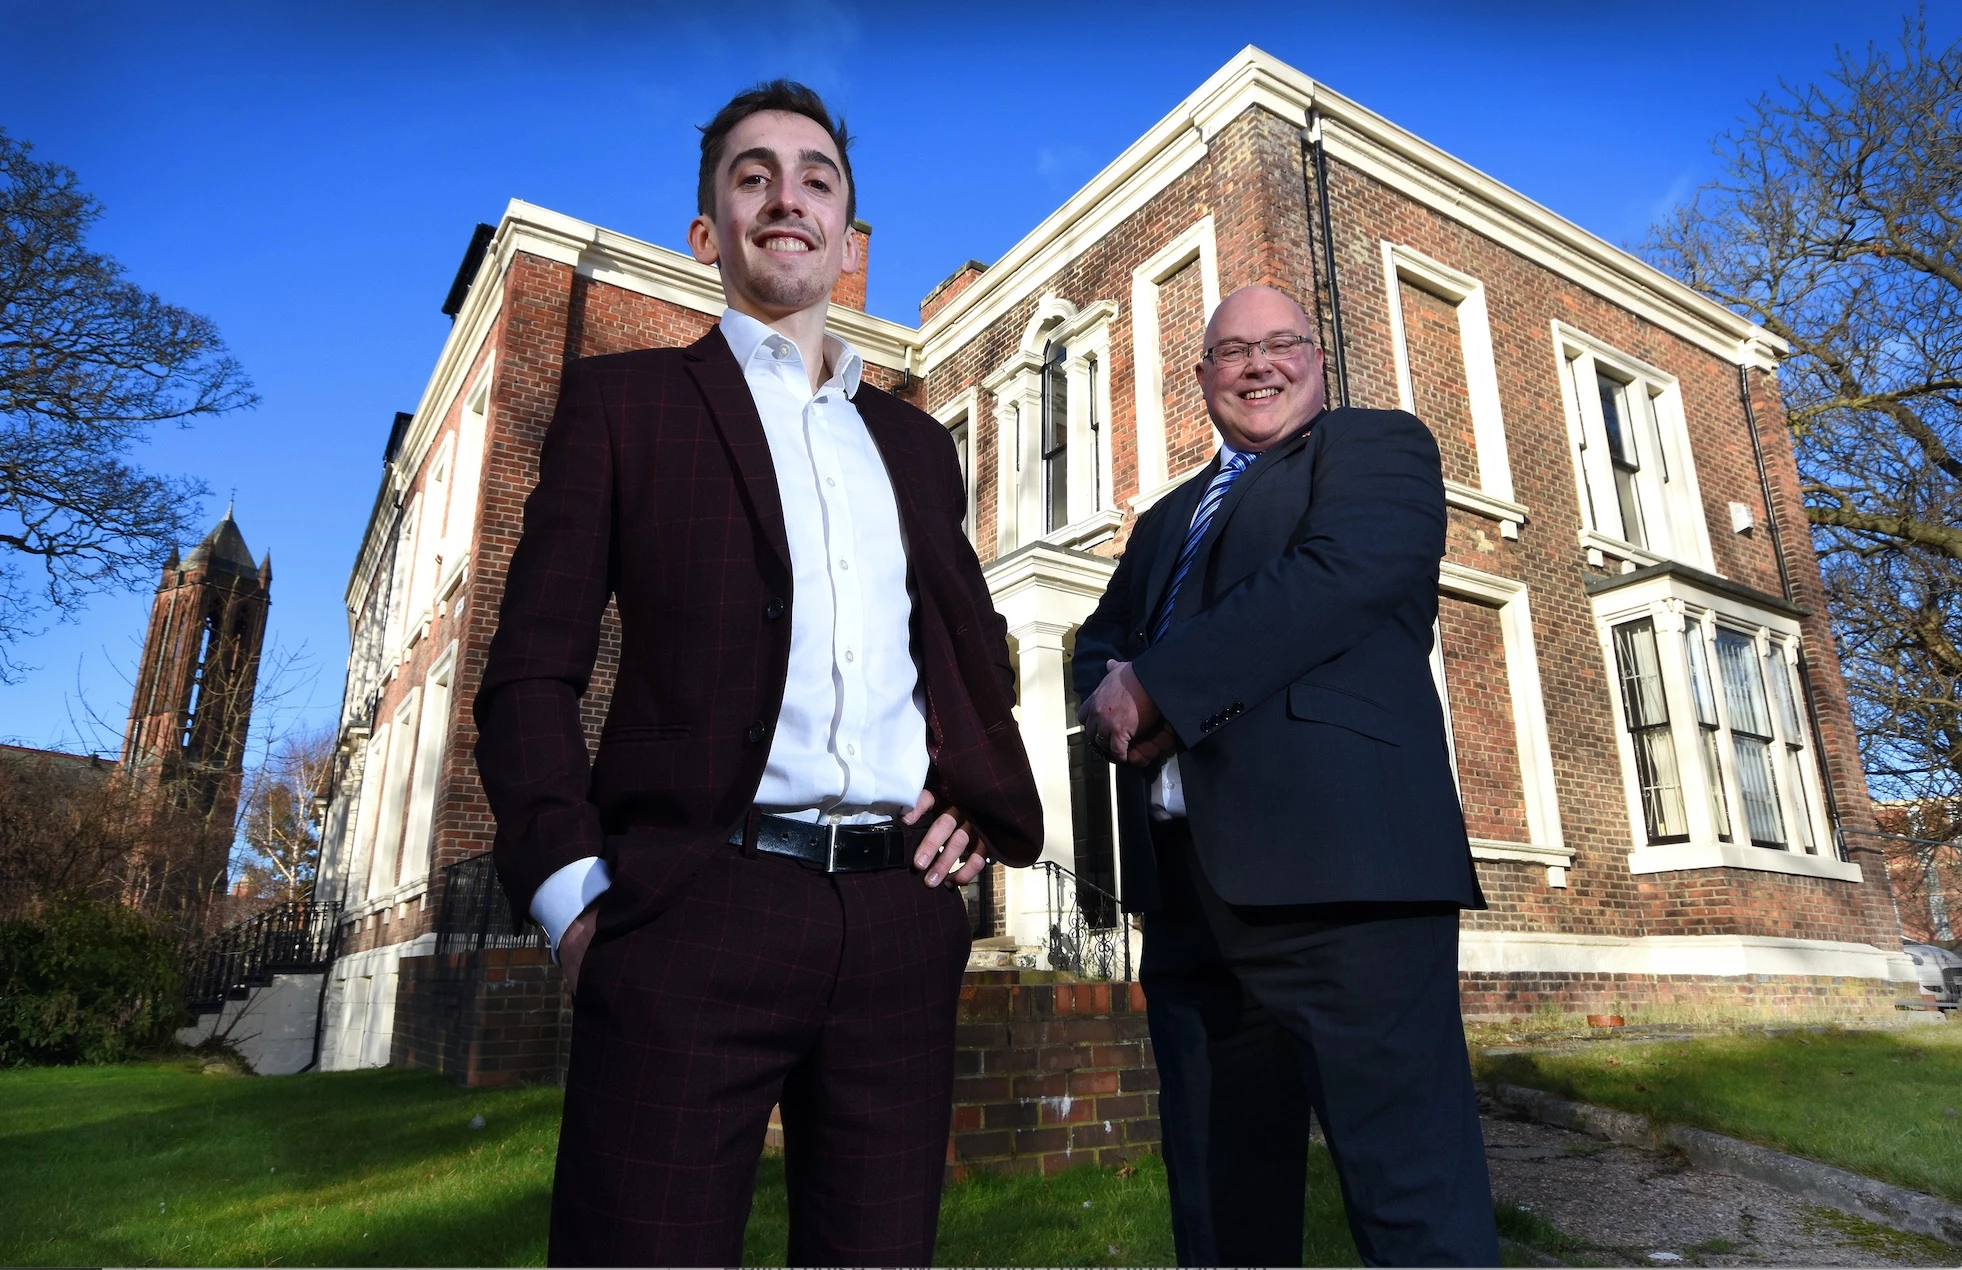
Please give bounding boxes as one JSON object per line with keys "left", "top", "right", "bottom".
{"left": 474, "top": 81, "right": 1043, "bottom": 1267}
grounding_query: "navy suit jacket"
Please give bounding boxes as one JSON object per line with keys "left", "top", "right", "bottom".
{"left": 1072, "top": 406, "right": 1482, "bottom": 912}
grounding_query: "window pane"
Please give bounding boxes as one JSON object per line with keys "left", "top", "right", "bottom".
{"left": 1597, "top": 374, "right": 1635, "bottom": 464}
{"left": 1783, "top": 748, "right": 1817, "bottom": 852}
{"left": 1613, "top": 619, "right": 1688, "bottom": 842}
{"left": 950, "top": 420, "right": 970, "bottom": 534}
{"left": 1733, "top": 734, "right": 1786, "bottom": 847}
{"left": 1714, "top": 630, "right": 1772, "bottom": 737}
{"left": 1616, "top": 621, "right": 1669, "bottom": 727}
{"left": 1765, "top": 647, "right": 1802, "bottom": 739}
{"left": 1683, "top": 629, "right": 1721, "bottom": 727}
{"left": 1087, "top": 356, "right": 1101, "bottom": 510}
{"left": 1043, "top": 345, "right": 1068, "bottom": 532}
{"left": 1699, "top": 728, "right": 1733, "bottom": 840}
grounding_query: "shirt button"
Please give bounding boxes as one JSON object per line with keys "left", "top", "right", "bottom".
{"left": 765, "top": 598, "right": 785, "bottom": 620}
{"left": 844, "top": 649, "right": 855, "bottom": 663}
{"left": 845, "top": 744, "right": 857, "bottom": 756}
{"left": 827, "top": 477, "right": 837, "bottom": 487}
{"left": 746, "top": 721, "right": 767, "bottom": 743}
{"left": 838, "top": 558, "right": 850, "bottom": 571}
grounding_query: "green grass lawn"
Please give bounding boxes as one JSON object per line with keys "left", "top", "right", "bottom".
{"left": 1476, "top": 1024, "right": 1962, "bottom": 1203}
{"left": 0, "top": 1059, "right": 1361, "bottom": 1267}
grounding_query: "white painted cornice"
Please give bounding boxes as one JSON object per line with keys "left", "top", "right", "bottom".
{"left": 917, "top": 46, "right": 1787, "bottom": 372}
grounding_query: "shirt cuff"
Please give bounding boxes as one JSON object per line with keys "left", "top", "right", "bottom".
{"left": 530, "top": 856, "right": 612, "bottom": 960}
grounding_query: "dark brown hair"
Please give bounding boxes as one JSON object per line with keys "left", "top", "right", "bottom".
{"left": 697, "top": 79, "right": 855, "bottom": 225}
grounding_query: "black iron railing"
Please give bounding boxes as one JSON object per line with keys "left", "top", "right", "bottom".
{"left": 1040, "top": 860, "right": 1133, "bottom": 981}
{"left": 180, "top": 900, "right": 342, "bottom": 1013}
{"left": 435, "top": 851, "right": 547, "bottom": 955}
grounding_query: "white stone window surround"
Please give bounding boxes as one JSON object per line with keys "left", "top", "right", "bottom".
{"left": 1437, "top": 562, "right": 1570, "bottom": 885}
{"left": 1587, "top": 563, "right": 1856, "bottom": 883}
{"left": 1129, "top": 216, "right": 1221, "bottom": 505}
{"left": 345, "top": 721, "right": 390, "bottom": 905}
{"left": 1381, "top": 244, "right": 1528, "bottom": 540}
{"left": 983, "top": 297, "right": 1124, "bottom": 554}
{"left": 1552, "top": 322, "right": 1715, "bottom": 573}
{"left": 434, "top": 359, "right": 494, "bottom": 607}
{"left": 366, "top": 687, "right": 422, "bottom": 899}
{"left": 932, "top": 388, "right": 980, "bottom": 544}
{"left": 397, "top": 641, "right": 457, "bottom": 889}
{"left": 1045, "top": 302, "right": 1121, "bottom": 549}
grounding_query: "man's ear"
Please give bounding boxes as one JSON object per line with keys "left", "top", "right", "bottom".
{"left": 838, "top": 223, "right": 862, "bottom": 277}
{"left": 687, "top": 214, "right": 719, "bottom": 266}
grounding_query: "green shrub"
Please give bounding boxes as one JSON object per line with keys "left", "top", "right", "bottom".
{"left": 0, "top": 894, "right": 184, "bottom": 1065}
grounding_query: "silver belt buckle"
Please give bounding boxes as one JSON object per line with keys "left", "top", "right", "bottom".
{"left": 825, "top": 819, "right": 841, "bottom": 873}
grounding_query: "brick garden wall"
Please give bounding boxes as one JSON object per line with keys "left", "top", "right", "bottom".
{"left": 948, "top": 972, "right": 1160, "bottom": 1179}
{"left": 392, "top": 947, "right": 571, "bottom": 1086}
{"left": 1460, "top": 970, "right": 1908, "bottom": 1025}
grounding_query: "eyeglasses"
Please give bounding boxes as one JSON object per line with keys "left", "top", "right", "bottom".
{"left": 1202, "top": 333, "right": 1315, "bottom": 367}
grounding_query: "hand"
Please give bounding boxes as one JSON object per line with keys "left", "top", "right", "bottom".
{"left": 1125, "top": 718, "right": 1181, "bottom": 767}
{"left": 1079, "top": 659, "right": 1165, "bottom": 764}
{"left": 903, "top": 788, "right": 991, "bottom": 889}
{"left": 558, "top": 904, "right": 599, "bottom": 996}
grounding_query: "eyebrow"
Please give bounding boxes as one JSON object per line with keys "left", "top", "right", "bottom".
{"left": 724, "top": 146, "right": 842, "bottom": 178}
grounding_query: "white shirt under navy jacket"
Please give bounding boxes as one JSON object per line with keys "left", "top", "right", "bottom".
{"left": 528, "top": 309, "right": 931, "bottom": 951}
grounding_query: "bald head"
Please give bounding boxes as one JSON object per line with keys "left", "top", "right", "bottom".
{"left": 1203, "top": 285, "right": 1315, "bottom": 351}
{"left": 1194, "top": 285, "right": 1328, "bottom": 453}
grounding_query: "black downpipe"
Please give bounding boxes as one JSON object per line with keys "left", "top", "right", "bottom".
{"left": 1740, "top": 363, "right": 1846, "bottom": 859}
{"left": 1300, "top": 115, "right": 1351, "bottom": 407}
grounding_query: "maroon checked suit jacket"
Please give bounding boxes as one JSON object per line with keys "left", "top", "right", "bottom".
{"left": 474, "top": 326, "right": 1044, "bottom": 940}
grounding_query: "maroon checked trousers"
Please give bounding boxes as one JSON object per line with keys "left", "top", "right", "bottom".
{"left": 550, "top": 842, "right": 973, "bottom": 1267}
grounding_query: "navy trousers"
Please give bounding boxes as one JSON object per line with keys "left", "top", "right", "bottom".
{"left": 1141, "top": 821, "right": 1498, "bottom": 1267}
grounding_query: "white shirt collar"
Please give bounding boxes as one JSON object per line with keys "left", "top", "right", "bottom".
{"left": 719, "top": 307, "right": 864, "bottom": 398}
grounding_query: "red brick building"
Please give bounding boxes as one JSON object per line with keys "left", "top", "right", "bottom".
{"left": 313, "top": 48, "right": 1916, "bottom": 1075}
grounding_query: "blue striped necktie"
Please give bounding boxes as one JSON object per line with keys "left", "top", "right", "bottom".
{"left": 1152, "top": 449, "right": 1255, "bottom": 642}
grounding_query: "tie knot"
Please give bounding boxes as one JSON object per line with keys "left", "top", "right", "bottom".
{"left": 1225, "top": 450, "right": 1253, "bottom": 473}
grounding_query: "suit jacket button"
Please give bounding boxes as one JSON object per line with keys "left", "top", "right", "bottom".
{"left": 765, "top": 598, "right": 785, "bottom": 620}
{"left": 746, "top": 721, "right": 767, "bottom": 743}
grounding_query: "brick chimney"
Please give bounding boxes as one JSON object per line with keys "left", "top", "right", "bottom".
{"left": 830, "top": 219, "right": 872, "bottom": 311}
{"left": 921, "top": 260, "right": 989, "bottom": 324}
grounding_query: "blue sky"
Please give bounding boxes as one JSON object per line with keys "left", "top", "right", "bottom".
{"left": 0, "top": 0, "right": 1947, "bottom": 755}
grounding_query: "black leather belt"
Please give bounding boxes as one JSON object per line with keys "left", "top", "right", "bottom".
{"left": 730, "top": 812, "right": 911, "bottom": 873}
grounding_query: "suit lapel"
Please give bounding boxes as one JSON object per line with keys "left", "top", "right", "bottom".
{"left": 1139, "top": 459, "right": 1216, "bottom": 628}
{"left": 683, "top": 327, "right": 791, "bottom": 573}
{"left": 1205, "top": 418, "right": 1319, "bottom": 545}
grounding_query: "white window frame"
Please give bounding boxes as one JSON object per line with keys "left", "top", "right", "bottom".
{"left": 346, "top": 722, "right": 390, "bottom": 905}
{"left": 1554, "top": 322, "right": 1713, "bottom": 571}
{"left": 985, "top": 296, "right": 1125, "bottom": 553}
{"left": 397, "top": 644, "right": 455, "bottom": 888}
{"left": 366, "top": 689, "right": 421, "bottom": 898}
{"left": 933, "top": 388, "right": 980, "bottom": 544}
{"left": 1437, "top": 562, "right": 1570, "bottom": 885}
{"left": 1130, "top": 217, "right": 1220, "bottom": 504}
{"left": 1382, "top": 244, "right": 1527, "bottom": 539}
{"left": 1590, "top": 569, "right": 1854, "bottom": 882}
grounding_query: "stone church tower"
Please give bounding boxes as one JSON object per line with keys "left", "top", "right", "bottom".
{"left": 122, "top": 507, "right": 272, "bottom": 909}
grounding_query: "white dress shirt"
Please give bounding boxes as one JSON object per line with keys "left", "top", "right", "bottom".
{"left": 530, "top": 309, "right": 930, "bottom": 952}
{"left": 1148, "top": 441, "right": 1250, "bottom": 822}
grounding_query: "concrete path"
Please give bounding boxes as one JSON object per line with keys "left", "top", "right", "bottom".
{"left": 1480, "top": 1098, "right": 1954, "bottom": 1267}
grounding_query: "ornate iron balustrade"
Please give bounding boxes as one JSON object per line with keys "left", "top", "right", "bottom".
{"left": 179, "top": 899, "right": 342, "bottom": 1013}
{"left": 1039, "top": 859, "right": 1133, "bottom": 981}
{"left": 435, "top": 850, "right": 546, "bottom": 955}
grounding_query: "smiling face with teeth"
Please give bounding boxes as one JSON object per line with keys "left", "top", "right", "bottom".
{"left": 1194, "top": 285, "right": 1328, "bottom": 454}
{"left": 688, "top": 109, "right": 860, "bottom": 332}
